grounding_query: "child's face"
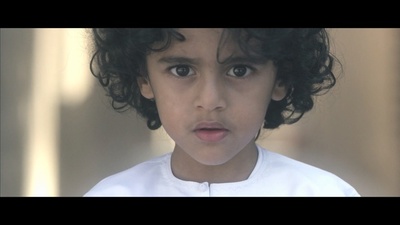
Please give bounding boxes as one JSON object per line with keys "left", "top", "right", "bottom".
{"left": 139, "top": 28, "right": 286, "bottom": 166}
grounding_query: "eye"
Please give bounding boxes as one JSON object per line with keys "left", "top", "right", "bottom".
{"left": 169, "top": 65, "right": 195, "bottom": 77}
{"left": 227, "top": 65, "right": 253, "bottom": 77}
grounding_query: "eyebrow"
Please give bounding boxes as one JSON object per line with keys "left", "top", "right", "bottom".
{"left": 158, "top": 55, "right": 268, "bottom": 65}
{"left": 158, "top": 56, "right": 200, "bottom": 65}
{"left": 221, "top": 56, "right": 267, "bottom": 65}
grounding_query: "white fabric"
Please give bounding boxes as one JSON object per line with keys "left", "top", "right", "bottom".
{"left": 84, "top": 145, "right": 360, "bottom": 197}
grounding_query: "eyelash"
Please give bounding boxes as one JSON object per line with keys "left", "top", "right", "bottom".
{"left": 226, "top": 64, "right": 255, "bottom": 78}
{"left": 167, "top": 64, "right": 256, "bottom": 78}
{"left": 168, "top": 64, "right": 195, "bottom": 77}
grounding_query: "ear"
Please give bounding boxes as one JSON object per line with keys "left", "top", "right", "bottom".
{"left": 137, "top": 77, "right": 155, "bottom": 99}
{"left": 271, "top": 79, "right": 287, "bottom": 101}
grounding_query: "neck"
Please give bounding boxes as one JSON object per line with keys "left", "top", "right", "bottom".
{"left": 170, "top": 142, "right": 259, "bottom": 183}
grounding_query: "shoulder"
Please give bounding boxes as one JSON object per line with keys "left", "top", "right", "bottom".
{"left": 257, "top": 145, "right": 360, "bottom": 196}
{"left": 84, "top": 153, "right": 171, "bottom": 196}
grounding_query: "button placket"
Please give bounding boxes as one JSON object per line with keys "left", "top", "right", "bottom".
{"left": 198, "top": 182, "right": 209, "bottom": 192}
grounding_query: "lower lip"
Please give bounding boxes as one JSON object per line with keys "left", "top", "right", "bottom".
{"left": 194, "top": 129, "right": 229, "bottom": 142}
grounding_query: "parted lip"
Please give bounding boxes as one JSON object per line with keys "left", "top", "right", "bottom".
{"left": 193, "top": 121, "right": 228, "bottom": 131}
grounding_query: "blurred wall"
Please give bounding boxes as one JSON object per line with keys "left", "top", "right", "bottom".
{"left": 259, "top": 29, "right": 400, "bottom": 196}
{"left": 1, "top": 28, "right": 399, "bottom": 196}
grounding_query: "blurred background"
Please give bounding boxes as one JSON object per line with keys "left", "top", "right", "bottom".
{"left": 1, "top": 28, "right": 399, "bottom": 196}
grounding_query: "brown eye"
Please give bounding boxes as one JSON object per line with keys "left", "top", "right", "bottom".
{"left": 170, "top": 65, "right": 194, "bottom": 77}
{"left": 227, "top": 65, "right": 252, "bottom": 77}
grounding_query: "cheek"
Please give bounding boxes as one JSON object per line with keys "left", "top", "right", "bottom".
{"left": 231, "top": 92, "right": 271, "bottom": 128}
{"left": 154, "top": 93, "right": 187, "bottom": 126}
{"left": 248, "top": 99, "right": 270, "bottom": 122}
{"left": 251, "top": 92, "right": 273, "bottom": 124}
{"left": 242, "top": 86, "right": 272, "bottom": 114}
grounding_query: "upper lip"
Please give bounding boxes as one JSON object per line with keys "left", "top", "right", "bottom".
{"left": 193, "top": 121, "right": 228, "bottom": 131}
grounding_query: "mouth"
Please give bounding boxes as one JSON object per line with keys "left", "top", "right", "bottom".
{"left": 193, "top": 122, "right": 229, "bottom": 142}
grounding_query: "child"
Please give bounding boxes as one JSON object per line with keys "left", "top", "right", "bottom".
{"left": 84, "top": 28, "right": 360, "bottom": 196}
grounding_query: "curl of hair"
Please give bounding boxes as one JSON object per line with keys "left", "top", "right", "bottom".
{"left": 229, "top": 28, "right": 338, "bottom": 128}
{"left": 89, "top": 28, "right": 184, "bottom": 130}
{"left": 89, "top": 28, "right": 339, "bottom": 130}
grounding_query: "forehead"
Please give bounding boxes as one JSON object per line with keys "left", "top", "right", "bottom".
{"left": 150, "top": 28, "right": 261, "bottom": 60}
{"left": 161, "top": 28, "right": 233, "bottom": 53}
{"left": 177, "top": 28, "right": 224, "bottom": 42}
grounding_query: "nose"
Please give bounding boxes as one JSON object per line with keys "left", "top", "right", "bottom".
{"left": 194, "top": 73, "right": 227, "bottom": 112}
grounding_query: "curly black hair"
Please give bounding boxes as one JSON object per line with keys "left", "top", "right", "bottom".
{"left": 89, "top": 28, "right": 339, "bottom": 130}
